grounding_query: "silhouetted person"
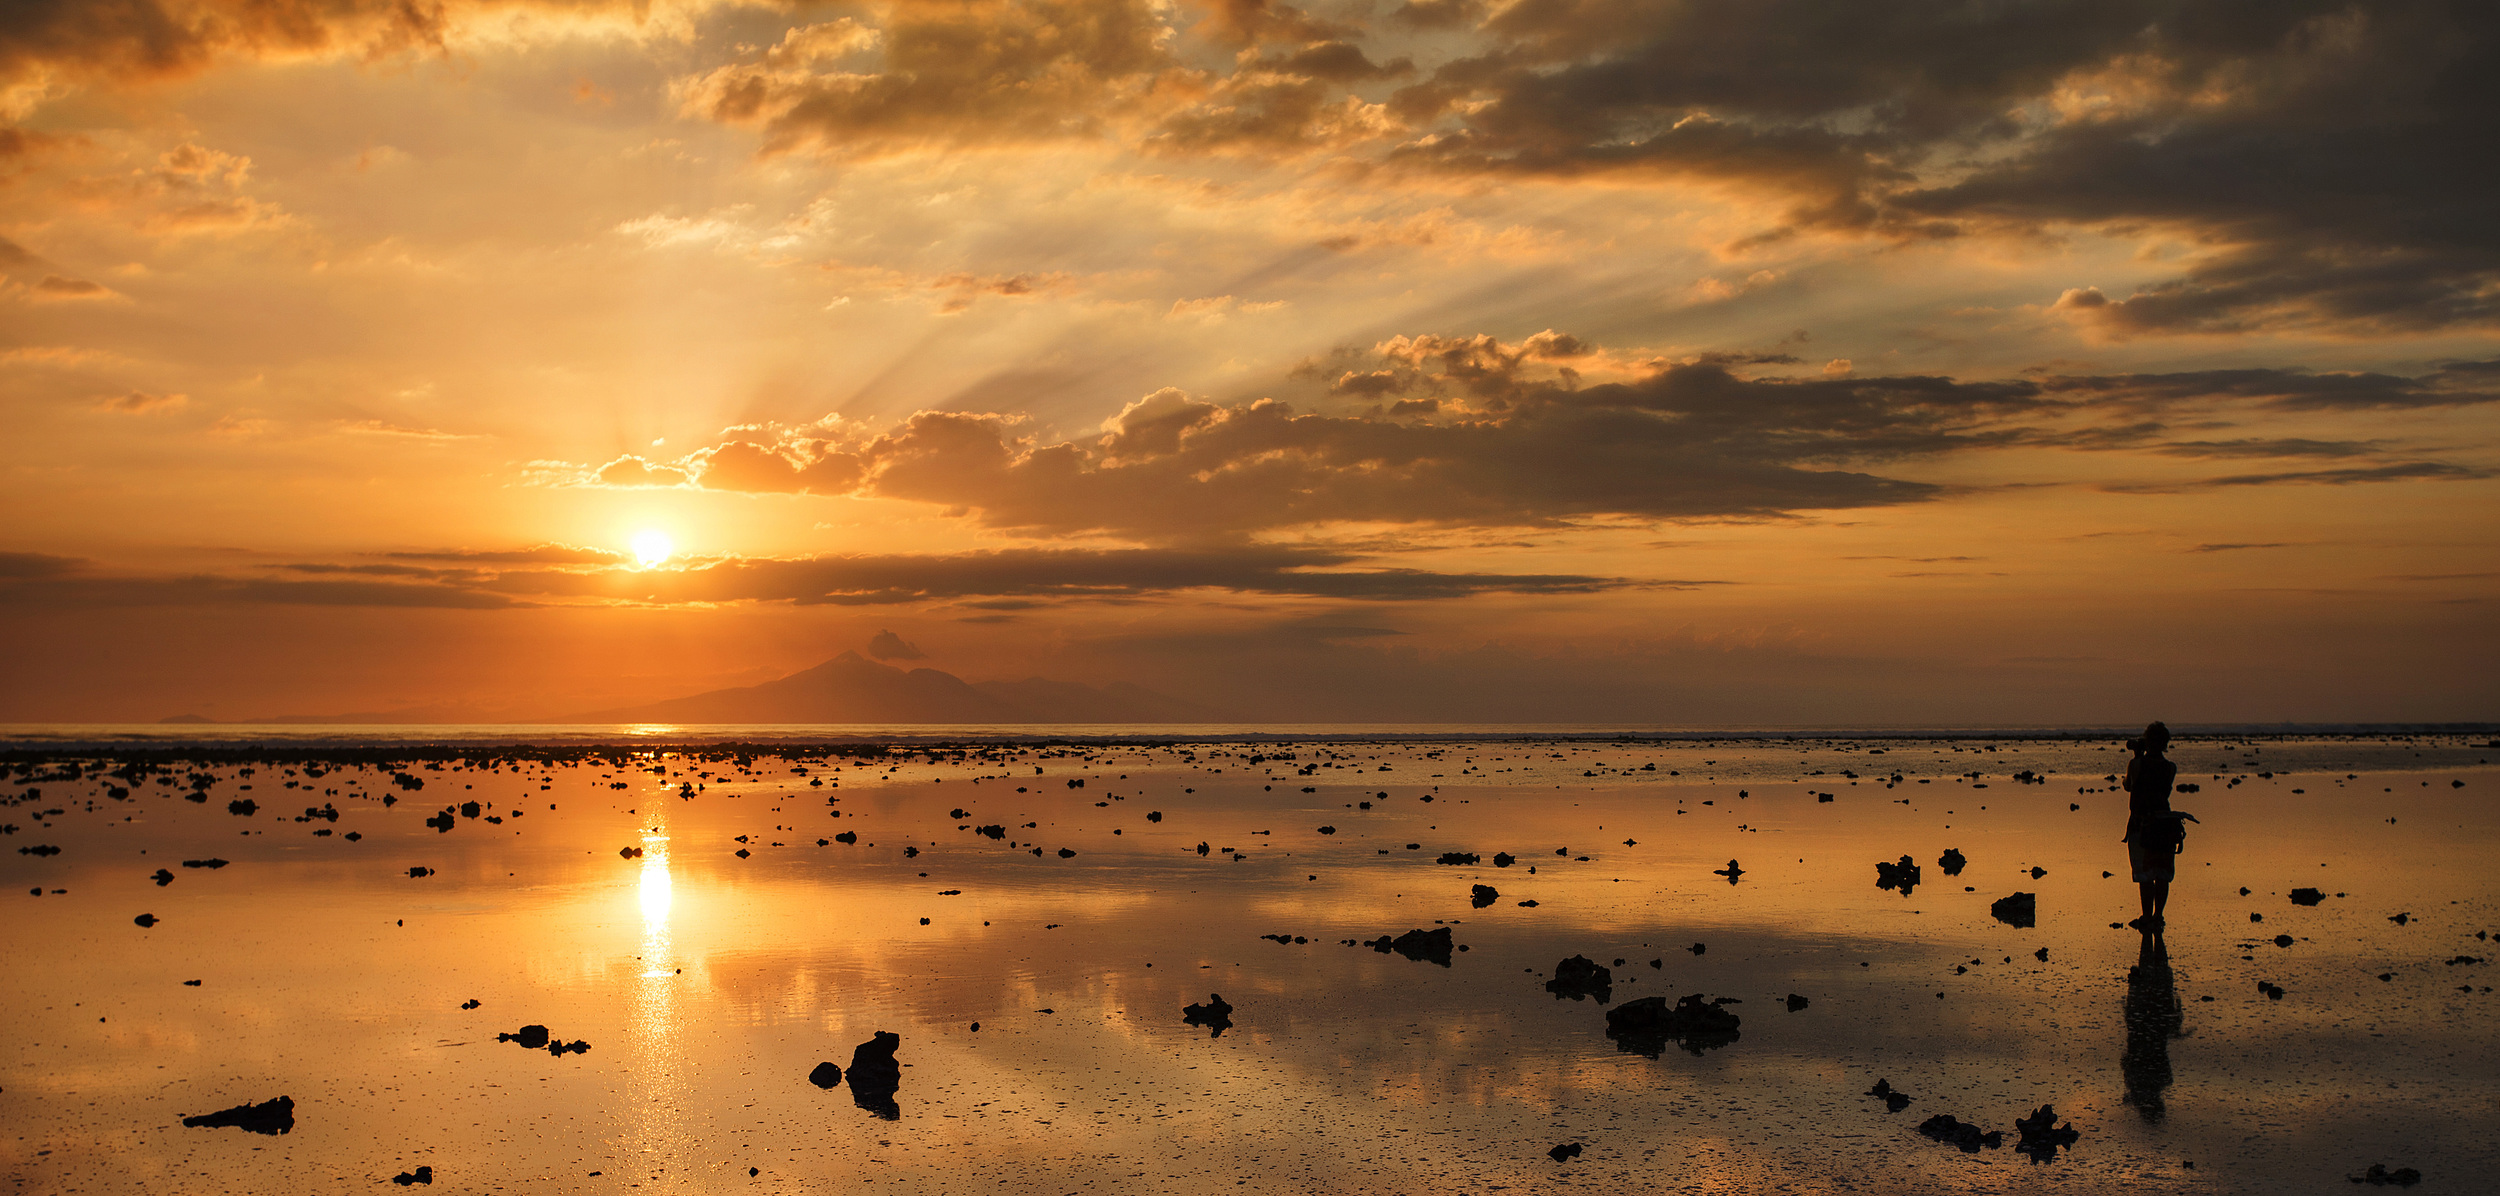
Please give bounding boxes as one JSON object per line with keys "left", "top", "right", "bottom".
{"left": 2120, "top": 721, "right": 2193, "bottom": 930}
{"left": 2121, "top": 929, "right": 2182, "bottom": 1122}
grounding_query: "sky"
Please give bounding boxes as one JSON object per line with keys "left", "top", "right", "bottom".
{"left": 1, "top": 0, "right": 2494, "bottom": 724}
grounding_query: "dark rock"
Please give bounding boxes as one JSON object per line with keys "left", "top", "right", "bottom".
{"left": 2028, "top": 866, "right": 2048, "bottom": 879}
{"left": 1317, "top": 826, "right": 1336, "bottom": 835}
{"left": 425, "top": 809, "right": 454, "bottom": 832}
{"left": 1687, "top": 942, "right": 1706, "bottom": 956}
{"left": 408, "top": 867, "right": 433, "bottom": 878}
{"left": 1785, "top": 993, "right": 1810, "bottom": 1012}
{"left": 1492, "top": 853, "right": 1514, "bottom": 867}
{"left": 2013, "top": 1104, "right": 2079, "bottom": 1162}
{"left": 2389, "top": 913, "right": 2410, "bottom": 925}
{"left": 152, "top": 868, "right": 175, "bottom": 886}
{"left": 1714, "top": 859, "right": 1744, "bottom": 883}
{"left": 1875, "top": 855, "right": 1921, "bottom": 896}
{"left": 808, "top": 1061, "right": 843, "bottom": 1089}
{"left": 133, "top": 913, "right": 158, "bottom": 928}
{"left": 1939, "top": 848, "right": 1967, "bottom": 876}
{"left": 2289, "top": 887, "right": 2325, "bottom": 906}
{"left": 182, "top": 1095, "right": 293, "bottom": 1135}
{"left": 2258, "top": 980, "right": 2286, "bottom": 999}
{"left": 619, "top": 847, "right": 643, "bottom": 859}
{"left": 1546, "top": 955, "right": 1613, "bottom": 1002}
{"left": 2354, "top": 1163, "right": 2423, "bottom": 1187}
{"left": 498, "top": 1025, "right": 550, "bottom": 1049}
{"left": 1056, "top": 848, "right": 1075, "bottom": 858}
{"left": 1916, "top": 1113, "right": 2002, "bottom": 1153}
{"left": 847, "top": 1031, "right": 903, "bottom": 1118}
{"left": 181, "top": 858, "right": 229, "bottom": 869}
{"left": 391, "top": 1166, "right": 433, "bottom": 1186}
{"left": 1991, "top": 892, "right": 2037, "bottom": 928}
{"left": 1604, "top": 993, "right": 1742, "bottom": 1057}
{"left": 227, "top": 799, "right": 258, "bottom": 816}
{"left": 1181, "top": 993, "right": 1234, "bottom": 1037}
{"left": 1470, "top": 884, "right": 1499, "bottom": 909}
{"left": 1368, "top": 926, "right": 1455, "bottom": 966}
{"left": 1547, "top": 1143, "right": 1582, "bottom": 1163}
{"left": 1436, "top": 852, "right": 1478, "bottom": 865}
{"left": 2274, "top": 934, "right": 2295, "bottom": 947}
{"left": 1866, "top": 1078, "right": 1913, "bottom": 1113}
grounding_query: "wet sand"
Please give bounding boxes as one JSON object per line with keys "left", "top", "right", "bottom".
{"left": 3, "top": 734, "right": 2494, "bottom": 1193}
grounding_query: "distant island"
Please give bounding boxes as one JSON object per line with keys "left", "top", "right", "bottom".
{"left": 169, "top": 652, "right": 1220, "bottom": 725}
{"left": 564, "top": 652, "right": 1218, "bottom": 724}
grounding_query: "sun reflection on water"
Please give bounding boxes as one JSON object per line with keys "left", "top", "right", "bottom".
{"left": 639, "top": 834, "right": 674, "bottom": 973}
{"left": 628, "top": 820, "right": 690, "bottom": 1185}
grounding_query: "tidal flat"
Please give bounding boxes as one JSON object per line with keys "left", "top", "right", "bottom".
{"left": 3, "top": 733, "right": 2494, "bottom": 1194}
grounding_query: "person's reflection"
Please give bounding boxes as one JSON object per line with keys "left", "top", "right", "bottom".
{"left": 2122, "top": 930, "right": 2183, "bottom": 1122}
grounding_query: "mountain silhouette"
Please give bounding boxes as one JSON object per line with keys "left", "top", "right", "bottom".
{"left": 566, "top": 652, "right": 1218, "bottom": 724}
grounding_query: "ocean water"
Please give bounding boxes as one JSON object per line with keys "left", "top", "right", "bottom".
{"left": 3, "top": 731, "right": 2494, "bottom": 1193}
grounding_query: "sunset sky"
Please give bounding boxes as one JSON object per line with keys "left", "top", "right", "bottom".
{"left": 2, "top": 0, "right": 2494, "bottom": 723}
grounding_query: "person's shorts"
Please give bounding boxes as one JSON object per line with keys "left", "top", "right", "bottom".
{"left": 2129, "top": 836, "right": 2177, "bottom": 884}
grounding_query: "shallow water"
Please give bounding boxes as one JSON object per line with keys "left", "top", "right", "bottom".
{"left": 3, "top": 735, "right": 2494, "bottom": 1193}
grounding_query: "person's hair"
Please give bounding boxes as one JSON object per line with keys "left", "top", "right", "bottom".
{"left": 2142, "top": 721, "right": 2170, "bottom": 749}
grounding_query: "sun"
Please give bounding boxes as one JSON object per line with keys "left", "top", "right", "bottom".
{"left": 630, "top": 528, "right": 674, "bottom": 569}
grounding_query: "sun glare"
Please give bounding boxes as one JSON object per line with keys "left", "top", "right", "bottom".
{"left": 630, "top": 529, "right": 674, "bottom": 569}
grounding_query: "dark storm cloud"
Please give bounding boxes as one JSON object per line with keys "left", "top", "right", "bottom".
{"left": 380, "top": 545, "right": 624, "bottom": 565}
{"left": 601, "top": 341, "right": 2496, "bottom": 539}
{"left": 0, "top": 0, "right": 456, "bottom": 86}
{"left": 0, "top": 235, "right": 39, "bottom": 270}
{"left": 2031, "top": 361, "right": 2500, "bottom": 411}
{"left": 1380, "top": 0, "right": 2500, "bottom": 334}
{"left": 2148, "top": 438, "right": 2387, "bottom": 460}
{"left": 674, "top": 0, "right": 1176, "bottom": 157}
{"left": 865, "top": 629, "right": 927, "bottom": 660}
{"left": 475, "top": 546, "right": 1640, "bottom": 605}
{"left": 1, "top": 543, "right": 1640, "bottom": 612}
{"left": 281, "top": 562, "right": 458, "bottom": 578}
{"left": 637, "top": 351, "right": 2038, "bottom": 538}
{"left": 2103, "top": 461, "right": 2495, "bottom": 494}
{"left": 0, "top": 570, "right": 523, "bottom": 609}
{"left": 0, "top": 551, "right": 83, "bottom": 578}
